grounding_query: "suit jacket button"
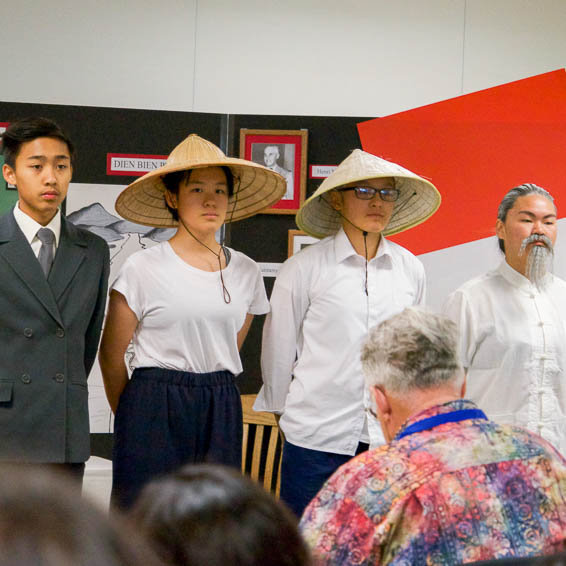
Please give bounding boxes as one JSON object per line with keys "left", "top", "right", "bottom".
{"left": 55, "top": 373, "right": 65, "bottom": 383}
{"left": 56, "top": 328, "right": 65, "bottom": 338}
{"left": 21, "top": 374, "right": 31, "bottom": 384}
{"left": 24, "top": 328, "right": 33, "bottom": 338}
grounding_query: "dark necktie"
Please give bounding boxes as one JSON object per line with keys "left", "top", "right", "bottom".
{"left": 37, "top": 228, "right": 55, "bottom": 277}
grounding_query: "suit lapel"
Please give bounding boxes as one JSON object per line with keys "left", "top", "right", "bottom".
{"left": 0, "top": 211, "right": 63, "bottom": 326}
{"left": 49, "top": 216, "right": 88, "bottom": 302}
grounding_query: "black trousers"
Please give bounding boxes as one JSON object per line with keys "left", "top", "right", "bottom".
{"left": 112, "top": 367, "right": 242, "bottom": 510}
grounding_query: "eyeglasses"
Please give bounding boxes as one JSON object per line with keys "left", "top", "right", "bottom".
{"left": 339, "top": 186, "right": 400, "bottom": 202}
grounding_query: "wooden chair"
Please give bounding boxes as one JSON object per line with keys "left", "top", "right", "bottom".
{"left": 241, "top": 394, "right": 282, "bottom": 497}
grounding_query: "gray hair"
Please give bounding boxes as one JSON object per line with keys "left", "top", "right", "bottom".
{"left": 497, "top": 183, "right": 555, "bottom": 253}
{"left": 361, "top": 307, "right": 464, "bottom": 393}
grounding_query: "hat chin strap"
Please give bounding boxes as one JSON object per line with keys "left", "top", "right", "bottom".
{"left": 318, "top": 190, "right": 418, "bottom": 298}
{"left": 320, "top": 194, "right": 371, "bottom": 295}
{"left": 177, "top": 216, "right": 232, "bottom": 304}
{"left": 320, "top": 194, "right": 369, "bottom": 236}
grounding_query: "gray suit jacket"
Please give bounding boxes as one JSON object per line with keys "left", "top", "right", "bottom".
{"left": 0, "top": 210, "right": 110, "bottom": 463}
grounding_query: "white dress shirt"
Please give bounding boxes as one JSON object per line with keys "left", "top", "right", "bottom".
{"left": 443, "top": 260, "right": 566, "bottom": 456}
{"left": 255, "top": 228, "right": 425, "bottom": 456}
{"left": 13, "top": 203, "right": 61, "bottom": 257}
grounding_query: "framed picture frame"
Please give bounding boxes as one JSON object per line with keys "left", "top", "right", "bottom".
{"left": 240, "top": 129, "right": 308, "bottom": 214}
{"left": 288, "top": 229, "right": 319, "bottom": 257}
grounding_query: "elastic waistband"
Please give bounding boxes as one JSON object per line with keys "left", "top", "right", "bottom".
{"left": 132, "top": 367, "right": 235, "bottom": 387}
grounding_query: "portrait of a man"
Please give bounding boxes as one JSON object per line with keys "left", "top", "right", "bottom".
{"left": 252, "top": 143, "right": 295, "bottom": 200}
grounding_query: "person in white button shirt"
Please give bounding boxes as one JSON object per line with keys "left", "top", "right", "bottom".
{"left": 98, "top": 134, "right": 285, "bottom": 509}
{"left": 443, "top": 183, "right": 566, "bottom": 456}
{"left": 255, "top": 149, "right": 441, "bottom": 516}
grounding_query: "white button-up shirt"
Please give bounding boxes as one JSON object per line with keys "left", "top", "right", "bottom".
{"left": 254, "top": 228, "right": 425, "bottom": 456}
{"left": 13, "top": 203, "right": 61, "bottom": 257}
{"left": 443, "top": 260, "right": 566, "bottom": 456}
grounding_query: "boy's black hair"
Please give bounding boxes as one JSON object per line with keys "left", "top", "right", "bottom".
{"left": 1, "top": 117, "right": 75, "bottom": 168}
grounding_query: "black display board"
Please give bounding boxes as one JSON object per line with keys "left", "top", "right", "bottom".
{"left": 0, "top": 101, "right": 223, "bottom": 186}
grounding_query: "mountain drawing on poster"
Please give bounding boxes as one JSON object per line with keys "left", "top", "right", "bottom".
{"left": 67, "top": 202, "right": 175, "bottom": 263}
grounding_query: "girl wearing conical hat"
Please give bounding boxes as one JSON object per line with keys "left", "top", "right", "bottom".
{"left": 98, "top": 134, "right": 285, "bottom": 509}
{"left": 254, "top": 149, "right": 441, "bottom": 517}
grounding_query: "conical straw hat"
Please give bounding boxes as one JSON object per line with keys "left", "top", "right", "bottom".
{"left": 296, "top": 149, "right": 441, "bottom": 238}
{"left": 115, "top": 134, "right": 286, "bottom": 227}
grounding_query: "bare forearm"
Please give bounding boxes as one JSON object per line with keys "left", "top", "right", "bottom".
{"left": 98, "top": 290, "right": 139, "bottom": 414}
{"left": 99, "top": 353, "right": 130, "bottom": 414}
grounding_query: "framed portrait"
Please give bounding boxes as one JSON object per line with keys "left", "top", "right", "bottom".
{"left": 240, "top": 129, "right": 308, "bottom": 214}
{"left": 288, "top": 229, "right": 319, "bottom": 257}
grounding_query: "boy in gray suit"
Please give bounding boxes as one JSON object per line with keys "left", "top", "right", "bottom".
{"left": 0, "top": 117, "right": 109, "bottom": 482}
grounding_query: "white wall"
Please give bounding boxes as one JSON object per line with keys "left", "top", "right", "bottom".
{"left": 2, "top": 0, "right": 565, "bottom": 116}
{"left": 1, "top": 0, "right": 197, "bottom": 111}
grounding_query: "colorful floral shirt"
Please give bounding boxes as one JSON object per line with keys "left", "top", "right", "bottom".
{"left": 300, "top": 400, "right": 566, "bottom": 565}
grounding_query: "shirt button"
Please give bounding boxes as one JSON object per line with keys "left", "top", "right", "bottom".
{"left": 538, "top": 321, "right": 544, "bottom": 327}
{"left": 23, "top": 328, "right": 33, "bottom": 338}
{"left": 21, "top": 373, "right": 31, "bottom": 384}
{"left": 530, "top": 294, "right": 536, "bottom": 299}
{"left": 56, "top": 328, "right": 65, "bottom": 338}
{"left": 55, "top": 373, "right": 65, "bottom": 383}
{"left": 538, "top": 422, "right": 544, "bottom": 429}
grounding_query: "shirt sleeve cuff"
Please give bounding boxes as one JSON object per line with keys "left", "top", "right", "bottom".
{"left": 253, "top": 385, "right": 284, "bottom": 414}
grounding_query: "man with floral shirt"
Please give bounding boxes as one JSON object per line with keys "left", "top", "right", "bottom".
{"left": 300, "top": 307, "right": 566, "bottom": 565}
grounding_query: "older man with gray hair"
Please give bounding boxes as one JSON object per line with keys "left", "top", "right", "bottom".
{"left": 443, "top": 183, "right": 566, "bottom": 456}
{"left": 300, "top": 307, "right": 566, "bottom": 566}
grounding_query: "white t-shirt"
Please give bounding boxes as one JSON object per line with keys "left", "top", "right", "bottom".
{"left": 255, "top": 228, "right": 426, "bottom": 455}
{"left": 112, "top": 241, "right": 269, "bottom": 375}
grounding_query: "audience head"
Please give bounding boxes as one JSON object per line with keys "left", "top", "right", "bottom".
{"left": 0, "top": 465, "right": 161, "bottom": 566}
{"left": 131, "top": 464, "right": 310, "bottom": 566}
{"left": 361, "top": 307, "right": 465, "bottom": 440}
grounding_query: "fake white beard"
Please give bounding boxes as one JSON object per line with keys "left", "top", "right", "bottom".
{"left": 519, "top": 235, "right": 554, "bottom": 290}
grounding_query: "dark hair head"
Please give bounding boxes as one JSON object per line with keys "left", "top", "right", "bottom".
{"left": 497, "top": 183, "right": 555, "bottom": 252}
{"left": 0, "top": 465, "right": 161, "bottom": 566}
{"left": 131, "top": 464, "right": 310, "bottom": 566}
{"left": 161, "top": 166, "right": 234, "bottom": 221}
{"left": 1, "top": 117, "right": 75, "bottom": 168}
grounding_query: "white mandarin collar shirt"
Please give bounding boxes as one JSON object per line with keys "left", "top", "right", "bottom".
{"left": 13, "top": 204, "right": 61, "bottom": 258}
{"left": 443, "top": 259, "right": 566, "bottom": 456}
{"left": 255, "top": 228, "right": 425, "bottom": 456}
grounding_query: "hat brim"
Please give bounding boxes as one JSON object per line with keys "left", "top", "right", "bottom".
{"left": 296, "top": 151, "right": 441, "bottom": 238}
{"left": 115, "top": 158, "right": 286, "bottom": 228}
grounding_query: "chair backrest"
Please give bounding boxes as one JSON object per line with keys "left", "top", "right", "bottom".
{"left": 241, "top": 394, "right": 282, "bottom": 497}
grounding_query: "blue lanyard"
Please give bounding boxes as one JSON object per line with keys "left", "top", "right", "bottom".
{"left": 396, "top": 408, "right": 488, "bottom": 440}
